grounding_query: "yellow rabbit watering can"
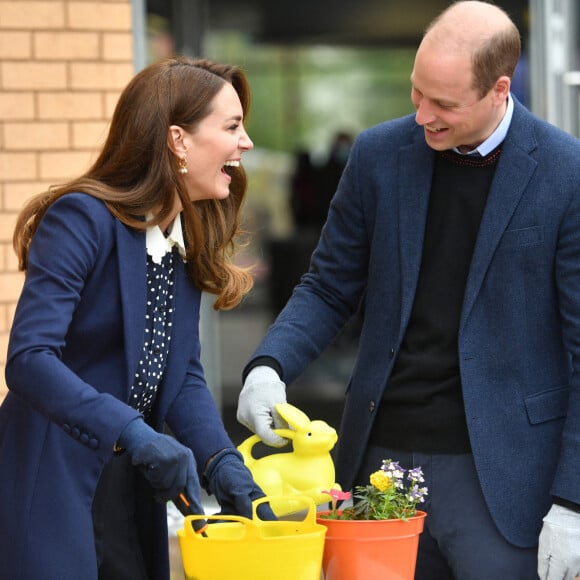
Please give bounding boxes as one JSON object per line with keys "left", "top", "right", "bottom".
{"left": 237, "top": 403, "right": 340, "bottom": 516}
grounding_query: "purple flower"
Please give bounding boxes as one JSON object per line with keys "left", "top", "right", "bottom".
{"left": 407, "top": 467, "right": 425, "bottom": 483}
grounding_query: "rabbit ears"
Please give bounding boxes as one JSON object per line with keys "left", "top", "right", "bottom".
{"left": 274, "top": 403, "right": 311, "bottom": 429}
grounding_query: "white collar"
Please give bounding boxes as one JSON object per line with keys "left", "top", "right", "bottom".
{"left": 146, "top": 213, "right": 186, "bottom": 264}
{"left": 453, "top": 93, "right": 514, "bottom": 157}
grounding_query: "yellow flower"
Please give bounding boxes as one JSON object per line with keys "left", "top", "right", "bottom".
{"left": 369, "top": 469, "right": 392, "bottom": 492}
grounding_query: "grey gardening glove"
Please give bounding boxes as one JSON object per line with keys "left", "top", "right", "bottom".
{"left": 538, "top": 504, "right": 580, "bottom": 579}
{"left": 237, "top": 366, "right": 288, "bottom": 447}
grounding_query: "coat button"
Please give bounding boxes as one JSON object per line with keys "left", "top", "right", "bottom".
{"left": 389, "top": 348, "right": 395, "bottom": 359}
{"left": 369, "top": 400, "right": 375, "bottom": 412}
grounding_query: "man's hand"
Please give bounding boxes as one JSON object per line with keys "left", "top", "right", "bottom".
{"left": 237, "top": 366, "right": 288, "bottom": 446}
{"left": 538, "top": 504, "right": 580, "bottom": 580}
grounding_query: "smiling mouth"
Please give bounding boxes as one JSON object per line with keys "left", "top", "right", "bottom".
{"left": 425, "top": 126, "right": 446, "bottom": 133}
{"left": 222, "top": 160, "right": 239, "bottom": 177}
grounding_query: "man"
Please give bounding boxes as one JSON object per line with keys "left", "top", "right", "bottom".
{"left": 238, "top": 2, "right": 580, "bottom": 578}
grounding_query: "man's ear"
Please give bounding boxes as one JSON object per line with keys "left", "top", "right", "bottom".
{"left": 493, "top": 76, "right": 511, "bottom": 103}
{"left": 168, "top": 124, "right": 187, "bottom": 155}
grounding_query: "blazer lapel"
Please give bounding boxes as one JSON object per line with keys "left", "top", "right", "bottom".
{"left": 460, "top": 109, "right": 539, "bottom": 329}
{"left": 116, "top": 220, "right": 147, "bottom": 397}
{"left": 397, "top": 137, "right": 436, "bottom": 330}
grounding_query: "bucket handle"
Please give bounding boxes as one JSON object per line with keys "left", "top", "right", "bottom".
{"left": 182, "top": 513, "right": 261, "bottom": 541}
{"left": 182, "top": 495, "right": 319, "bottom": 541}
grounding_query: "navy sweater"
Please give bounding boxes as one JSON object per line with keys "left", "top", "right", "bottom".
{"left": 371, "top": 147, "right": 502, "bottom": 453}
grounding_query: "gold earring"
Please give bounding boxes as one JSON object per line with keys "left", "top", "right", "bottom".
{"left": 178, "top": 156, "right": 188, "bottom": 175}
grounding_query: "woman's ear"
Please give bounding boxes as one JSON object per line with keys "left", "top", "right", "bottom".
{"left": 168, "top": 124, "right": 187, "bottom": 155}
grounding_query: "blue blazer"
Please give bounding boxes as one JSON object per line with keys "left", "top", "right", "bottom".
{"left": 0, "top": 194, "right": 232, "bottom": 579}
{"left": 250, "top": 99, "right": 580, "bottom": 548}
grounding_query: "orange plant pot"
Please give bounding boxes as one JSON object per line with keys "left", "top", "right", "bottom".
{"left": 316, "top": 510, "right": 427, "bottom": 580}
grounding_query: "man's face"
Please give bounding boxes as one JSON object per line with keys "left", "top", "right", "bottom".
{"left": 410, "top": 41, "right": 506, "bottom": 152}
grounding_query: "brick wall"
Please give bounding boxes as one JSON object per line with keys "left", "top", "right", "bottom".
{"left": 0, "top": 0, "right": 135, "bottom": 401}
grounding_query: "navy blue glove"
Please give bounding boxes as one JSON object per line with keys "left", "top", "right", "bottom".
{"left": 205, "top": 448, "right": 276, "bottom": 520}
{"left": 118, "top": 418, "right": 203, "bottom": 508}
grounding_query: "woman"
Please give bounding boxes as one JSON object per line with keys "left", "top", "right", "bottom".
{"left": 0, "top": 57, "right": 269, "bottom": 580}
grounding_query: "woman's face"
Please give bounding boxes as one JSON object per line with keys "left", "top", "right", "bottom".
{"left": 180, "top": 82, "right": 253, "bottom": 202}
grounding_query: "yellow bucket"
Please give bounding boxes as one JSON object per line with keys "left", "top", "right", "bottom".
{"left": 177, "top": 496, "right": 326, "bottom": 580}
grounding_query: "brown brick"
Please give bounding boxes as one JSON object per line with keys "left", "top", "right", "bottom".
{"left": 4, "top": 122, "right": 70, "bottom": 151}
{"left": 102, "top": 32, "right": 133, "bottom": 61}
{"left": 7, "top": 302, "right": 17, "bottom": 326}
{"left": 3, "top": 242, "right": 20, "bottom": 272}
{"left": 2, "top": 62, "right": 67, "bottom": 90}
{"left": 0, "top": 93, "right": 35, "bottom": 120}
{"left": 0, "top": 2, "right": 66, "bottom": 29}
{"left": 37, "top": 91, "right": 103, "bottom": 120}
{"left": 0, "top": 330, "right": 10, "bottom": 362}
{"left": 104, "top": 90, "right": 122, "bottom": 116}
{"left": 0, "top": 153, "right": 37, "bottom": 181}
{"left": 39, "top": 150, "right": 93, "bottom": 181}
{"left": 0, "top": 304, "right": 7, "bottom": 333}
{"left": 72, "top": 120, "right": 108, "bottom": 149}
{"left": 0, "top": 338, "right": 6, "bottom": 363}
{"left": 4, "top": 181, "right": 53, "bottom": 211}
{"left": 0, "top": 213, "right": 17, "bottom": 243}
{"left": 0, "top": 272, "right": 23, "bottom": 302}
{"left": 0, "top": 31, "right": 32, "bottom": 59}
{"left": 34, "top": 31, "right": 100, "bottom": 61}
{"left": 67, "top": 2, "right": 132, "bottom": 31}
{"left": 70, "top": 62, "right": 133, "bottom": 90}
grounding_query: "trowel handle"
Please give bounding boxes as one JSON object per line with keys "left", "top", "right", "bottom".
{"left": 174, "top": 491, "right": 208, "bottom": 537}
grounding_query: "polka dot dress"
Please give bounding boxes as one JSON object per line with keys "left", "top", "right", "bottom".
{"left": 130, "top": 248, "right": 177, "bottom": 417}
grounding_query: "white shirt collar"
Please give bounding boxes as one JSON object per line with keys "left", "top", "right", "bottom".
{"left": 146, "top": 213, "right": 186, "bottom": 264}
{"left": 453, "top": 93, "right": 514, "bottom": 157}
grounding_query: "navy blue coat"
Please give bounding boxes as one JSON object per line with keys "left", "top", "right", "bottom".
{"left": 250, "top": 99, "right": 580, "bottom": 548}
{"left": 0, "top": 194, "right": 233, "bottom": 579}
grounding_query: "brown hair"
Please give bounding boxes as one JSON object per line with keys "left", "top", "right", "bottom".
{"left": 425, "top": 1, "right": 521, "bottom": 98}
{"left": 471, "top": 25, "right": 521, "bottom": 98}
{"left": 13, "top": 56, "right": 253, "bottom": 310}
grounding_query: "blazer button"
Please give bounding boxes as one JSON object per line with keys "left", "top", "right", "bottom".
{"left": 72, "top": 427, "right": 81, "bottom": 439}
{"left": 389, "top": 348, "right": 395, "bottom": 359}
{"left": 369, "top": 400, "right": 375, "bottom": 413}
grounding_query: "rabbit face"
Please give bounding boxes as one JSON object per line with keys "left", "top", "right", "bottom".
{"left": 291, "top": 420, "right": 338, "bottom": 455}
